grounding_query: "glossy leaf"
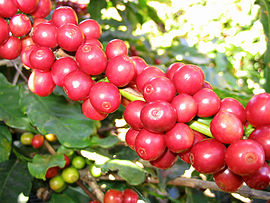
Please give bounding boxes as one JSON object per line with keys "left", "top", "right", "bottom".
{"left": 0, "top": 125, "right": 12, "bottom": 163}
{"left": 88, "top": 0, "right": 107, "bottom": 20}
{"left": 185, "top": 187, "right": 209, "bottom": 203}
{"left": 89, "top": 135, "right": 120, "bottom": 148}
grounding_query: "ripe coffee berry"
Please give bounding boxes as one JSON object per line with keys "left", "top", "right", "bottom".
{"left": 203, "top": 81, "right": 212, "bottom": 89}
{"left": 51, "top": 57, "right": 78, "bottom": 87}
{"left": 33, "top": 18, "right": 49, "bottom": 27}
{"left": 219, "top": 97, "right": 246, "bottom": 124}
{"left": 52, "top": 6, "right": 78, "bottom": 28}
{"left": 32, "top": 134, "right": 44, "bottom": 149}
{"left": 130, "top": 56, "right": 148, "bottom": 83}
{"left": 104, "top": 189, "right": 123, "bottom": 203}
{"left": 45, "top": 166, "right": 59, "bottom": 179}
{"left": 190, "top": 139, "right": 226, "bottom": 174}
{"left": 166, "top": 62, "right": 184, "bottom": 81}
{"left": 57, "top": 23, "right": 84, "bottom": 52}
{"left": 78, "top": 19, "right": 101, "bottom": 40}
{"left": 123, "top": 100, "right": 145, "bottom": 130}
{"left": 136, "top": 66, "right": 166, "bottom": 92}
{"left": 9, "top": 14, "right": 32, "bottom": 37}
{"left": 150, "top": 148, "right": 177, "bottom": 169}
{"left": 0, "top": 0, "right": 18, "bottom": 18}
{"left": 63, "top": 70, "right": 94, "bottom": 101}
{"left": 0, "top": 18, "right": 9, "bottom": 45}
{"left": 76, "top": 44, "right": 107, "bottom": 75}
{"left": 140, "top": 101, "right": 176, "bottom": 133}
{"left": 143, "top": 76, "right": 176, "bottom": 102}
{"left": 29, "top": 46, "right": 55, "bottom": 71}
{"left": 225, "top": 139, "right": 265, "bottom": 176}
{"left": 21, "top": 36, "right": 35, "bottom": 49}
{"left": 165, "top": 123, "right": 194, "bottom": 153}
{"left": 105, "top": 39, "right": 128, "bottom": 59}
{"left": 31, "top": 0, "right": 52, "bottom": 19}
{"left": 106, "top": 55, "right": 135, "bottom": 87}
{"left": 122, "top": 189, "right": 139, "bottom": 203}
{"left": 210, "top": 111, "right": 243, "bottom": 144}
{"left": 32, "top": 23, "right": 58, "bottom": 48}
{"left": 249, "top": 125, "right": 270, "bottom": 160}
{"left": 82, "top": 98, "right": 108, "bottom": 121}
{"left": 213, "top": 168, "right": 243, "bottom": 192}
{"left": 89, "top": 82, "right": 121, "bottom": 114}
{"left": 171, "top": 93, "right": 198, "bottom": 123}
{"left": 16, "top": 0, "right": 39, "bottom": 14}
{"left": 125, "top": 128, "right": 140, "bottom": 150}
{"left": 21, "top": 45, "right": 37, "bottom": 69}
{"left": 173, "top": 64, "right": 204, "bottom": 95}
{"left": 193, "top": 88, "right": 221, "bottom": 117}
{"left": 28, "top": 70, "right": 56, "bottom": 97}
{"left": 0, "top": 37, "right": 22, "bottom": 60}
{"left": 135, "top": 129, "right": 166, "bottom": 161}
{"left": 246, "top": 93, "right": 270, "bottom": 127}
{"left": 84, "top": 39, "right": 103, "bottom": 48}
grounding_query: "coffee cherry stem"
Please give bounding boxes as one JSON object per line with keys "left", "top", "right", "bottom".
{"left": 119, "top": 88, "right": 145, "bottom": 102}
{"left": 188, "top": 120, "right": 213, "bottom": 138}
{"left": 244, "top": 123, "right": 255, "bottom": 138}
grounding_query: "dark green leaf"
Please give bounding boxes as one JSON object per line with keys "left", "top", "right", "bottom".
{"left": 186, "top": 187, "right": 209, "bottom": 203}
{"left": 20, "top": 86, "right": 96, "bottom": 148}
{"left": 0, "top": 74, "right": 34, "bottom": 131}
{"left": 0, "top": 160, "right": 32, "bottom": 203}
{"left": 28, "top": 154, "right": 66, "bottom": 180}
{"left": 88, "top": 0, "right": 107, "bottom": 20}
{"left": 102, "top": 159, "right": 146, "bottom": 185}
{"left": 108, "top": 145, "right": 139, "bottom": 160}
{"left": 89, "top": 135, "right": 120, "bottom": 148}
{"left": 0, "top": 124, "right": 12, "bottom": 163}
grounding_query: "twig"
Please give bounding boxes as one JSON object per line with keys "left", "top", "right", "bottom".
{"left": 12, "top": 61, "right": 28, "bottom": 82}
{"left": 98, "top": 174, "right": 270, "bottom": 200}
{"left": 77, "top": 179, "right": 97, "bottom": 201}
{"left": 79, "top": 168, "right": 105, "bottom": 203}
{"left": 12, "top": 63, "right": 23, "bottom": 85}
{"left": 44, "top": 140, "right": 56, "bottom": 155}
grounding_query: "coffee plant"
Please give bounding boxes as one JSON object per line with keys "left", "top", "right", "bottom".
{"left": 0, "top": 0, "right": 270, "bottom": 203}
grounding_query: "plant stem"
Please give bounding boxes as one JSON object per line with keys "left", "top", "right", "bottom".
{"left": 12, "top": 61, "right": 28, "bottom": 82}
{"left": 188, "top": 120, "right": 213, "bottom": 138}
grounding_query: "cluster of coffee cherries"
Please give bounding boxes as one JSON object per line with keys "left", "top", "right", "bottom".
{"left": 103, "top": 188, "right": 139, "bottom": 203}
{"left": 123, "top": 62, "right": 270, "bottom": 193}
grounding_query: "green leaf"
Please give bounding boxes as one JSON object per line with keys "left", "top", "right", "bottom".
{"left": 0, "top": 160, "right": 32, "bottom": 203}
{"left": 0, "top": 125, "right": 12, "bottom": 163}
{"left": 20, "top": 86, "right": 96, "bottom": 148}
{"left": 88, "top": 0, "right": 107, "bottom": 20}
{"left": 102, "top": 159, "right": 146, "bottom": 185}
{"left": 0, "top": 74, "right": 34, "bottom": 131}
{"left": 89, "top": 135, "right": 120, "bottom": 148}
{"left": 27, "top": 154, "right": 66, "bottom": 180}
{"left": 186, "top": 187, "right": 209, "bottom": 203}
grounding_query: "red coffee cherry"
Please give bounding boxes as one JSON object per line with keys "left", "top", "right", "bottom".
{"left": 104, "top": 189, "right": 123, "bottom": 203}
{"left": 63, "top": 154, "right": 70, "bottom": 168}
{"left": 106, "top": 55, "right": 135, "bottom": 87}
{"left": 28, "top": 70, "right": 56, "bottom": 97}
{"left": 31, "top": 0, "right": 52, "bottom": 19}
{"left": 76, "top": 44, "right": 107, "bottom": 75}
{"left": 136, "top": 66, "right": 166, "bottom": 92}
{"left": 193, "top": 88, "right": 221, "bottom": 117}
{"left": 219, "top": 97, "right": 246, "bottom": 124}
{"left": 0, "top": 37, "right": 22, "bottom": 60}
{"left": 89, "top": 82, "right": 121, "bottom": 113}
{"left": 130, "top": 56, "right": 148, "bottom": 83}
{"left": 165, "top": 123, "right": 194, "bottom": 153}
{"left": 9, "top": 14, "right": 32, "bottom": 37}
{"left": 21, "top": 36, "right": 35, "bottom": 49}
{"left": 123, "top": 100, "right": 146, "bottom": 130}
{"left": 29, "top": 46, "right": 55, "bottom": 71}
{"left": 171, "top": 93, "right": 198, "bottom": 123}
{"left": 140, "top": 101, "right": 176, "bottom": 133}
{"left": 82, "top": 98, "right": 108, "bottom": 121}
{"left": 203, "top": 81, "right": 212, "bottom": 89}
{"left": 242, "top": 162, "right": 270, "bottom": 190}
{"left": 122, "top": 189, "right": 139, "bottom": 203}
{"left": 249, "top": 125, "right": 270, "bottom": 161}
{"left": 46, "top": 166, "right": 59, "bottom": 179}
{"left": 78, "top": 19, "right": 101, "bottom": 40}
{"left": 173, "top": 64, "right": 204, "bottom": 95}
{"left": 125, "top": 128, "right": 140, "bottom": 150}
{"left": 51, "top": 57, "right": 78, "bottom": 87}
{"left": 105, "top": 39, "right": 128, "bottom": 59}
{"left": 0, "top": 0, "right": 18, "bottom": 18}
{"left": 135, "top": 129, "right": 166, "bottom": 161}
{"left": 213, "top": 168, "right": 243, "bottom": 192}
{"left": 52, "top": 6, "right": 78, "bottom": 28}
{"left": 32, "top": 134, "right": 44, "bottom": 149}
{"left": 143, "top": 76, "right": 176, "bottom": 102}
{"left": 21, "top": 45, "right": 37, "bottom": 69}
{"left": 246, "top": 93, "right": 270, "bottom": 127}
{"left": 150, "top": 148, "right": 177, "bottom": 169}
{"left": 166, "top": 62, "right": 184, "bottom": 81}
{"left": 190, "top": 139, "right": 226, "bottom": 174}
{"left": 0, "top": 18, "right": 9, "bottom": 45}
{"left": 210, "top": 111, "right": 243, "bottom": 144}
{"left": 178, "top": 130, "right": 206, "bottom": 164}
{"left": 63, "top": 70, "right": 94, "bottom": 101}
{"left": 84, "top": 39, "right": 103, "bottom": 49}
{"left": 32, "top": 23, "right": 58, "bottom": 48}
{"left": 33, "top": 18, "right": 49, "bottom": 27}
{"left": 16, "top": 0, "right": 39, "bottom": 14}
{"left": 57, "top": 23, "right": 84, "bottom": 52}
{"left": 225, "top": 139, "right": 265, "bottom": 176}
